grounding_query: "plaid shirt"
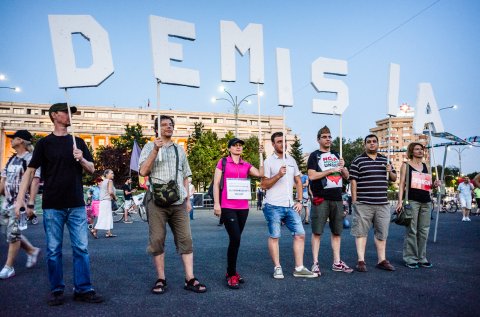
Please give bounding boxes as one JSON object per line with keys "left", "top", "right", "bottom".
{"left": 139, "top": 141, "right": 192, "bottom": 204}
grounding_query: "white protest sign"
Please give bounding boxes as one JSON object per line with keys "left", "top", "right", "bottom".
{"left": 150, "top": 16, "right": 199, "bottom": 87}
{"left": 413, "top": 83, "right": 445, "bottom": 134}
{"left": 226, "top": 178, "right": 252, "bottom": 200}
{"left": 311, "top": 57, "right": 349, "bottom": 115}
{"left": 276, "top": 48, "right": 294, "bottom": 107}
{"left": 220, "top": 21, "right": 264, "bottom": 84}
{"left": 48, "top": 15, "right": 114, "bottom": 88}
{"left": 387, "top": 63, "right": 400, "bottom": 116}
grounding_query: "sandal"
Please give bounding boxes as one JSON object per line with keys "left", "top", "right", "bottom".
{"left": 90, "top": 229, "right": 98, "bottom": 239}
{"left": 151, "top": 278, "right": 167, "bottom": 294}
{"left": 184, "top": 277, "right": 207, "bottom": 293}
{"left": 105, "top": 233, "right": 117, "bottom": 238}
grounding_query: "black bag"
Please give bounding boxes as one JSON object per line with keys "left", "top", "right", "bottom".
{"left": 151, "top": 145, "right": 180, "bottom": 207}
{"left": 207, "top": 157, "right": 227, "bottom": 204}
{"left": 391, "top": 163, "right": 413, "bottom": 226}
{"left": 111, "top": 200, "right": 118, "bottom": 211}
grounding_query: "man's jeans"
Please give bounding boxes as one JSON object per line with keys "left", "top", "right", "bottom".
{"left": 43, "top": 207, "right": 93, "bottom": 294}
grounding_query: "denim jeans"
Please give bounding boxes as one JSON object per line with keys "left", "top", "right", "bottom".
{"left": 262, "top": 203, "right": 305, "bottom": 238}
{"left": 43, "top": 207, "right": 93, "bottom": 294}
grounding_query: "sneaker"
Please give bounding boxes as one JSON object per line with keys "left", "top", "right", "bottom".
{"left": 0, "top": 265, "right": 15, "bottom": 279}
{"left": 273, "top": 266, "right": 284, "bottom": 279}
{"left": 462, "top": 217, "right": 466, "bottom": 222}
{"left": 225, "top": 272, "right": 245, "bottom": 284}
{"left": 466, "top": 217, "right": 471, "bottom": 222}
{"left": 47, "top": 291, "right": 65, "bottom": 306}
{"left": 73, "top": 290, "right": 104, "bottom": 303}
{"left": 226, "top": 274, "right": 240, "bottom": 289}
{"left": 123, "top": 220, "right": 133, "bottom": 224}
{"left": 332, "top": 260, "right": 354, "bottom": 273}
{"left": 405, "top": 262, "right": 419, "bottom": 269}
{"left": 311, "top": 262, "right": 322, "bottom": 276}
{"left": 293, "top": 266, "right": 318, "bottom": 278}
{"left": 419, "top": 262, "right": 433, "bottom": 268}
{"left": 26, "top": 247, "right": 41, "bottom": 268}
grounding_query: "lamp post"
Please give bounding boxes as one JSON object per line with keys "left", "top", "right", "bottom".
{"left": 439, "top": 105, "right": 458, "bottom": 111}
{"left": 0, "top": 73, "right": 21, "bottom": 92}
{"left": 211, "top": 86, "right": 259, "bottom": 137}
{"left": 448, "top": 145, "right": 471, "bottom": 175}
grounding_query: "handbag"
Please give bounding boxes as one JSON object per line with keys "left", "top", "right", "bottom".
{"left": 151, "top": 145, "right": 180, "bottom": 207}
{"left": 391, "top": 163, "right": 413, "bottom": 226}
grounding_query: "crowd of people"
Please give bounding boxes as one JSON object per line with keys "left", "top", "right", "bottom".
{"left": 1, "top": 102, "right": 479, "bottom": 305}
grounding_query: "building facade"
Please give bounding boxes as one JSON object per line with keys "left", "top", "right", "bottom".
{"left": 369, "top": 105, "right": 429, "bottom": 174}
{"left": 0, "top": 101, "right": 293, "bottom": 168}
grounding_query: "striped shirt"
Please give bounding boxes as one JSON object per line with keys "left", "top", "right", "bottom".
{"left": 138, "top": 141, "right": 192, "bottom": 205}
{"left": 349, "top": 152, "right": 395, "bottom": 205}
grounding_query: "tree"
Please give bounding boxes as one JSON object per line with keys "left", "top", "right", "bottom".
{"left": 331, "top": 137, "right": 364, "bottom": 168}
{"left": 289, "top": 135, "right": 306, "bottom": 172}
{"left": 111, "top": 123, "right": 149, "bottom": 150}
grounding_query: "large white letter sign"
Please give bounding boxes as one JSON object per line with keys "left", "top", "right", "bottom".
{"left": 311, "top": 57, "right": 348, "bottom": 114}
{"left": 220, "top": 20, "right": 264, "bottom": 83}
{"left": 413, "top": 83, "right": 445, "bottom": 134}
{"left": 149, "top": 16, "right": 199, "bottom": 87}
{"left": 48, "top": 15, "right": 114, "bottom": 88}
{"left": 387, "top": 63, "right": 400, "bottom": 116}
{"left": 276, "top": 48, "right": 293, "bottom": 107}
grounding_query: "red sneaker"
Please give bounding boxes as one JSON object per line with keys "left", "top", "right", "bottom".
{"left": 226, "top": 274, "right": 240, "bottom": 289}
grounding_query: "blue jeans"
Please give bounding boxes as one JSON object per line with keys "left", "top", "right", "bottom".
{"left": 262, "top": 203, "right": 305, "bottom": 238}
{"left": 43, "top": 207, "right": 93, "bottom": 294}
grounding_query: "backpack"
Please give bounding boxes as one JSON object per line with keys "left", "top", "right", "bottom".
{"left": 5, "top": 154, "right": 28, "bottom": 173}
{"left": 207, "top": 157, "right": 227, "bottom": 204}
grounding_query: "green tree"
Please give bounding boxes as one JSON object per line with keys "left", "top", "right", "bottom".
{"left": 111, "top": 123, "right": 149, "bottom": 151}
{"left": 94, "top": 145, "right": 129, "bottom": 188}
{"left": 289, "top": 135, "right": 306, "bottom": 172}
{"left": 331, "top": 137, "right": 364, "bottom": 168}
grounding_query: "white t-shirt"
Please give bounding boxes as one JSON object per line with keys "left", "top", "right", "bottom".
{"left": 263, "top": 153, "right": 300, "bottom": 207}
{"left": 458, "top": 182, "right": 473, "bottom": 197}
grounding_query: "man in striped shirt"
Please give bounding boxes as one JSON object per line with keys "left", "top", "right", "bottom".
{"left": 349, "top": 134, "right": 397, "bottom": 272}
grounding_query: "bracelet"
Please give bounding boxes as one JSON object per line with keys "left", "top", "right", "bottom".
{"left": 27, "top": 204, "right": 35, "bottom": 209}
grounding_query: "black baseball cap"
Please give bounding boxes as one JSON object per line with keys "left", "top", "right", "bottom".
{"left": 48, "top": 102, "right": 77, "bottom": 116}
{"left": 7, "top": 130, "right": 32, "bottom": 142}
{"left": 227, "top": 138, "right": 245, "bottom": 148}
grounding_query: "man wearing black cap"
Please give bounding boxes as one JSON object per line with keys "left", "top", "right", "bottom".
{"left": 16, "top": 103, "right": 103, "bottom": 305}
{"left": 0, "top": 130, "right": 41, "bottom": 279}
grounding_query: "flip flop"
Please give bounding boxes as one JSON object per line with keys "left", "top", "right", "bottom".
{"left": 105, "top": 234, "right": 117, "bottom": 238}
{"left": 90, "top": 229, "right": 98, "bottom": 239}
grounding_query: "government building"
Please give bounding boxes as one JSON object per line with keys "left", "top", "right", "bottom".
{"left": 0, "top": 101, "right": 293, "bottom": 168}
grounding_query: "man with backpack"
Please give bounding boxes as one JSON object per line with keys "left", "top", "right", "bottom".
{"left": 0, "top": 130, "right": 41, "bottom": 279}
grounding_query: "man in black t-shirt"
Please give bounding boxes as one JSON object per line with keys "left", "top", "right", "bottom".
{"left": 16, "top": 103, "right": 104, "bottom": 306}
{"left": 307, "top": 126, "right": 352, "bottom": 276}
{"left": 122, "top": 177, "right": 136, "bottom": 223}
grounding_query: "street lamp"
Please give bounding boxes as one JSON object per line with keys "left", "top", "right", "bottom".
{"left": 448, "top": 145, "right": 471, "bottom": 175}
{"left": 211, "top": 85, "right": 262, "bottom": 137}
{"left": 0, "top": 73, "right": 21, "bottom": 92}
{"left": 439, "top": 105, "right": 458, "bottom": 111}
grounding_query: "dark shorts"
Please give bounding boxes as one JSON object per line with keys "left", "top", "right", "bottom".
{"left": 145, "top": 191, "right": 193, "bottom": 256}
{"left": 310, "top": 200, "right": 344, "bottom": 236}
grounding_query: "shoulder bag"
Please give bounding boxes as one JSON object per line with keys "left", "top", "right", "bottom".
{"left": 391, "top": 163, "right": 413, "bottom": 226}
{"left": 151, "top": 145, "right": 181, "bottom": 207}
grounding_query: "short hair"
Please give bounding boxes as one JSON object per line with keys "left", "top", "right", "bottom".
{"left": 406, "top": 142, "right": 425, "bottom": 159}
{"left": 364, "top": 134, "right": 378, "bottom": 143}
{"left": 271, "top": 131, "right": 283, "bottom": 143}
{"left": 125, "top": 177, "right": 131, "bottom": 182}
{"left": 103, "top": 169, "right": 113, "bottom": 177}
{"left": 317, "top": 126, "right": 331, "bottom": 139}
{"left": 153, "top": 115, "right": 175, "bottom": 131}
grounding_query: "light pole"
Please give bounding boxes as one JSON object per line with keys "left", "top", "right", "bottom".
{"left": 448, "top": 145, "right": 471, "bottom": 175}
{"left": 211, "top": 86, "right": 259, "bottom": 137}
{"left": 0, "top": 73, "right": 21, "bottom": 92}
{"left": 439, "top": 105, "right": 458, "bottom": 111}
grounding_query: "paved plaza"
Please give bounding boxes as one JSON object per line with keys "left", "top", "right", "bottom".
{"left": 1, "top": 208, "right": 479, "bottom": 316}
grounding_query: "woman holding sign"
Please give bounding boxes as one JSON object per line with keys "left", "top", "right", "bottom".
{"left": 396, "top": 143, "right": 439, "bottom": 269}
{"left": 213, "top": 138, "right": 263, "bottom": 289}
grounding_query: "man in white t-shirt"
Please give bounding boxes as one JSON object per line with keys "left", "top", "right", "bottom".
{"left": 458, "top": 177, "right": 474, "bottom": 221}
{"left": 261, "top": 132, "right": 317, "bottom": 279}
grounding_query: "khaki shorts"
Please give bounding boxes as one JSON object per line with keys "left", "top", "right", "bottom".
{"left": 350, "top": 202, "right": 390, "bottom": 241}
{"left": 145, "top": 191, "right": 193, "bottom": 256}
{"left": 0, "top": 208, "right": 21, "bottom": 243}
{"left": 311, "top": 200, "right": 344, "bottom": 236}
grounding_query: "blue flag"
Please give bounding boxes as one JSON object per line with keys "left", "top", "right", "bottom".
{"left": 130, "top": 140, "right": 142, "bottom": 172}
